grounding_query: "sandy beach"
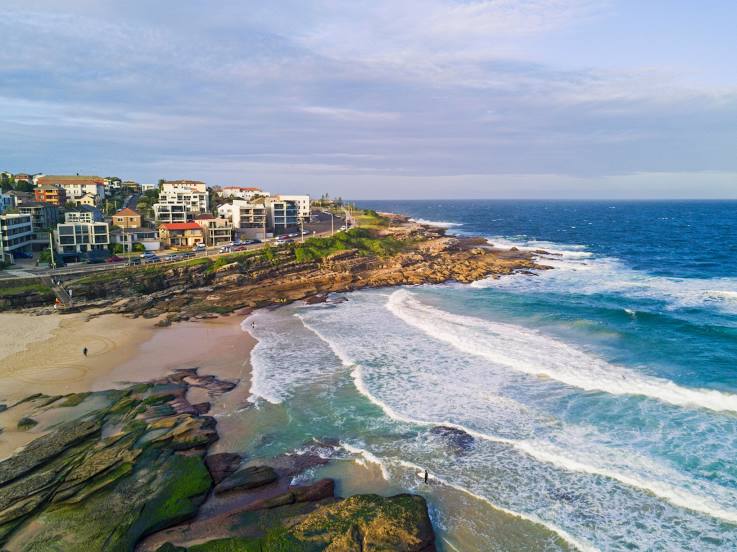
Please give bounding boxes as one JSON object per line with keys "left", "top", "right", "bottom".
{"left": 0, "top": 311, "right": 255, "bottom": 460}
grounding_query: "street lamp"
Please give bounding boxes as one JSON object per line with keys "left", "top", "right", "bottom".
{"left": 323, "top": 211, "right": 334, "bottom": 236}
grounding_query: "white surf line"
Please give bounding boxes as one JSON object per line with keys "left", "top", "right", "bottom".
{"left": 387, "top": 289, "right": 737, "bottom": 414}
{"left": 340, "top": 442, "right": 391, "bottom": 481}
{"left": 392, "top": 457, "right": 599, "bottom": 552}
{"left": 300, "top": 313, "right": 737, "bottom": 526}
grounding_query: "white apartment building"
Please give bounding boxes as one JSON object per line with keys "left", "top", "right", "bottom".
{"left": 157, "top": 190, "right": 209, "bottom": 214}
{"left": 153, "top": 203, "right": 188, "bottom": 224}
{"left": 55, "top": 221, "right": 110, "bottom": 256}
{"left": 161, "top": 180, "right": 207, "bottom": 193}
{"left": 65, "top": 211, "right": 95, "bottom": 224}
{"left": 140, "top": 183, "right": 158, "bottom": 192}
{"left": 276, "top": 195, "right": 310, "bottom": 221}
{"left": 219, "top": 187, "right": 270, "bottom": 200}
{"left": 0, "top": 214, "right": 33, "bottom": 263}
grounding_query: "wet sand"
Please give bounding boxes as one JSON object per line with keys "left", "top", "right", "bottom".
{"left": 0, "top": 311, "right": 255, "bottom": 460}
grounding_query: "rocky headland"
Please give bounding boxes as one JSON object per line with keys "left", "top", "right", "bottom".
{"left": 0, "top": 369, "right": 436, "bottom": 551}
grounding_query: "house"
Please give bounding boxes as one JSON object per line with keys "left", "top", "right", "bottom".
{"left": 8, "top": 190, "right": 35, "bottom": 205}
{"left": 219, "top": 187, "right": 269, "bottom": 200}
{"left": 231, "top": 200, "right": 268, "bottom": 239}
{"left": 153, "top": 203, "right": 188, "bottom": 224}
{"left": 275, "top": 194, "right": 310, "bottom": 221}
{"left": 217, "top": 203, "right": 234, "bottom": 219}
{"left": 158, "top": 222, "right": 204, "bottom": 248}
{"left": 0, "top": 214, "right": 33, "bottom": 263}
{"left": 36, "top": 175, "right": 105, "bottom": 204}
{"left": 157, "top": 188, "right": 209, "bottom": 214}
{"left": 34, "top": 184, "right": 67, "bottom": 206}
{"left": 140, "top": 183, "right": 158, "bottom": 192}
{"left": 70, "top": 192, "right": 97, "bottom": 207}
{"left": 195, "top": 214, "right": 233, "bottom": 246}
{"left": 17, "top": 202, "right": 60, "bottom": 232}
{"left": 13, "top": 173, "right": 32, "bottom": 183}
{"left": 0, "top": 192, "right": 15, "bottom": 214}
{"left": 55, "top": 221, "right": 110, "bottom": 258}
{"left": 110, "top": 228, "right": 160, "bottom": 252}
{"left": 112, "top": 207, "right": 142, "bottom": 229}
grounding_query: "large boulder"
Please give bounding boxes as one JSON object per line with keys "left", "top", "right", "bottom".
{"left": 214, "top": 465, "right": 277, "bottom": 495}
{"left": 204, "top": 452, "right": 241, "bottom": 485}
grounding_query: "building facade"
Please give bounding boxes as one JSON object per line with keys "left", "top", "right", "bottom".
{"left": 275, "top": 195, "right": 310, "bottom": 221}
{"left": 0, "top": 192, "right": 15, "bottom": 214}
{"left": 195, "top": 215, "right": 233, "bottom": 246}
{"left": 161, "top": 180, "right": 207, "bottom": 193}
{"left": 112, "top": 207, "right": 142, "bottom": 229}
{"left": 231, "top": 200, "right": 268, "bottom": 239}
{"left": 153, "top": 203, "right": 188, "bottom": 224}
{"left": 219, "top": 187, "right": 269, "bottom": 200}
{"left": 157, "top": 189, "right": 209, "bottom": 214}
{"left": 34, "top": 184, "right": 66, "bottom": 206}
{"left": 55, "top": 221, "right": 110, "bottom": 257}
{"left": 0, "top": 214, "right": 33, "bottom": 263}
{"left": 158, "top": 222, "right": 204, "bottom": 248}
{"left": 17, "top": 202, "right": 60, "bottom": 232}
{"left": 267, "top": 199, "right": 299, "bottom": 234}
{"left": 36, "top": 176, "right": 105, "bottom": 203}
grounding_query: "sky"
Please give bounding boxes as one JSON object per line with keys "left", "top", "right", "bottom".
{"left": 2, "top": 0, "right": 737, "bottom": 199}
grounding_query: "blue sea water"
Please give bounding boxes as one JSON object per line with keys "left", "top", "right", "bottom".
{"left": 243, "top": 201, "right": 737, "bottom": 551}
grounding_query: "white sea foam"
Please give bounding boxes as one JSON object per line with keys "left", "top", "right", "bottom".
{"left": 340, "top": 442, "right": 391, "bottom": 481}
{"left": 391, "top": 457, "right": 599, "bottom": 552}
{"left": 409, "top": 218, "right": 463, "bottom": 228}
{"left": 474, "top": 237, "right": 737, "bottom": 316}
{"left": 387, "top": 289, "right": 737, "bottom": 414}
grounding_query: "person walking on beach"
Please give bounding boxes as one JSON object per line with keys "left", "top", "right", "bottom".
{"left": 251, "top": 321, "right": 256, "bottom": 329}
{"left": 424, "top": 470, "right": 429, "bottom": 484}
{"left": 83, "top": 347, "right": 88, "bottom": 357}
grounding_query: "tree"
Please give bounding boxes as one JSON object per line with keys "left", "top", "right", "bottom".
{"left": 14, "top": 181, "right": 33, "bottom": 193}
{"left": 131, "top": 242, "right": 145, "bottom": 252}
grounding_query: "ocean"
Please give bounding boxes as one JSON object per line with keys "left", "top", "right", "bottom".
{"left": 237, "top": 200, "right": 737, "bottom": 551}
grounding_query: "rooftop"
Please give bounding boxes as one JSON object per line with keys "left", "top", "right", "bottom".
{"left": 114, "top": 207, "right": 140, "bottom": 217}
{"left": 159, "top": 222, "right": 202, "bottom": 231}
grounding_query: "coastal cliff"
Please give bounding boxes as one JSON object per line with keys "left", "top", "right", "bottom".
{"left": 51, "top": 219, "right": 544, "bottom": 323}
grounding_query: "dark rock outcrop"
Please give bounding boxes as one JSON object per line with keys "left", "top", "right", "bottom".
{"left": 214, "top": 465, "right": 278, "bottom": 495}
{"left": 204, "top": 452, "right": 242, "bottom": 485}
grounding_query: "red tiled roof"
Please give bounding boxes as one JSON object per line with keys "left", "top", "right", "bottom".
{"left": 223, "top": 186, "right": 261, "bottom": 191}
{"left": 194, "top": 214, "right": 215, "bottom": 219}
{"left": 159, "top": 222, "right": 202, "bottom": 231}
{"left": 114, "top": 207, "right": 140, "bottom": 216}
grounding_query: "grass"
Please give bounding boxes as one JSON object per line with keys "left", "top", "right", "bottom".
{"left": 354, "top": 209, "right": 390, "bottom": 228}
{"left": 292, "top": 227, "right": 404, "bottom": 263}
{"left": 0, "top": 282, "right": 53, "bottom": 297}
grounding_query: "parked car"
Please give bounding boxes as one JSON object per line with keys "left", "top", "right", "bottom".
{"left": 14, "top": 251, "right": 33, "bottom": 259}
{"left": 179, "top": 252, "right": 195, "bottom": 259}
{"left": 140, "top": 251, "right": 157, "bottom": 258}
{"left": 129, "top": 257, "right": 142, "bottom": 265}
{"left": 106, "top": 255, "right": 125, "bottom": 263}
{"left": 143, "top": 255, "right": 161, "bottom": 264}
{"left": 192, "top": 243, "right": 206, "bottom": 252}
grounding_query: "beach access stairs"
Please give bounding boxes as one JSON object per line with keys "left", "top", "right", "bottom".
{"left": 40, "top": 275, "right": 72, "bottom": 307}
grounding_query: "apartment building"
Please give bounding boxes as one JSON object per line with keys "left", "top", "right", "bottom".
{"left": 64, "top": 208, "right": 104, "bottom": 224}
{"left": 219, "top": 187, "right": 269, "bottom": 200}
{"left": 34, "top": 184, "right": 66, "bottom": 206}
{"left": 17, "top": 202, "right": 60, "bottom": 232}
{"left": 267, "top": 198, "right": 299, "bottom": 234}
{"left": 157, "top": 189, "right": 209, "bottom": 214}
{"left": 36, "top": 175, "right": 105, "bottom": 203}
{"left": 161, "top": 180, "right": 207, "bottom": 193}
{"left": 231, "top": 200, "right": 268, "bottom": 239}
{"left": 153, "top": 203, "right": 188, "bottom": 224}
{"left": 195, "top": 214, "right": 233, "bottom": 246}
{"left": 0, "top": 214, "right": 33, "bottom": 263}
{"left": 275, "top": 195, "right": 310, "bottom": 221}
{"left": 55, "top": 221, "right": 110, "bottom": 257}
